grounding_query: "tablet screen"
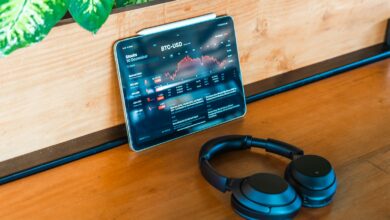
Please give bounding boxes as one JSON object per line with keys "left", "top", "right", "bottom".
{"left": 114, "top": 16, "right": 246, "bottom": 151}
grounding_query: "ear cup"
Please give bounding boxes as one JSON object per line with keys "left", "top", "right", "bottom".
{"left": 231, "top": 173, "right": 301, "bottom": 220}
{"left": 285, "top": 155, "right": 337, "bottom": 208}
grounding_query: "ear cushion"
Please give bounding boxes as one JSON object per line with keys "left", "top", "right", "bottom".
{"left": 231, "top": 173, "right": 301, "bottom": 219}
{"left": 285, "top": 155, "right": 337, "bottom": 208}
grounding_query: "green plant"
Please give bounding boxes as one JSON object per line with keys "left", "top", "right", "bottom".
{"left": 0, "top": 0, "right": 152, "bottom": 57}
{"left": 116, "top": 0, "right": 151, "bottom": 7}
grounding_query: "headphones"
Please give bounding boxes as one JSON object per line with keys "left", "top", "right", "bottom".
{"left": 199, "top": 135, "right": 337, "bottom": 220}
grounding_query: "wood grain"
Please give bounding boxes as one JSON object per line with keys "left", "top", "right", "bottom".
{"left": 0, "top": 0, "right": 389, "bottom": 162}
{"left": 0, "top": 59, "right": 389, "bottom": 219}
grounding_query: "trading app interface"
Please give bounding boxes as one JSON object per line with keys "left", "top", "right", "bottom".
{"left": 115, "top": 16, "right": 246, "bottom": 150}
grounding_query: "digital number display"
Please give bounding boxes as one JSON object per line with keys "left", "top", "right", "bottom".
{"left": 114, "top": 16, "right": 246, "bottom": 151}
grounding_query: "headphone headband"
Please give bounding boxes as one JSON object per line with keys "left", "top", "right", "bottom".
{"left": 199, "top": 135, "right": 304, "bottom": 192}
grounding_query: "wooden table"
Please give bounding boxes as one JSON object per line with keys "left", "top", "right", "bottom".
{"left": 0, "top": 59, "right": 389, "bottom": 220}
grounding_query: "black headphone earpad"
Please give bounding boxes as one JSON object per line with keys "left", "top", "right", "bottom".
{"left": 231, "top": 195, "right": 268, "bottom": 220}
{"left": 285, "top": 155, "right": 337, "bottom": 208}
{"left": 231, "top": 173, "right": 301, "bottom": 219}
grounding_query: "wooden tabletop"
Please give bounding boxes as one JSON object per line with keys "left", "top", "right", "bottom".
{"left": 1, "top": 59, "right": 389, "bottom": 220}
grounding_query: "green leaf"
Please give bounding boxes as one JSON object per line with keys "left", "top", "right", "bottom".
{"left": 0, "top": 0, "right": 69, "bottom": 57}
{"left": 116, "top": 0, "right": 152, "bottom": 8}
{"left": 69, "top": 0, "right": 114, "bottom": 34}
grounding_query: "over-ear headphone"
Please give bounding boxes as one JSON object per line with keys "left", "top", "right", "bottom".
{"left": 199, "top": 135, "right": 337, "bottom": 220}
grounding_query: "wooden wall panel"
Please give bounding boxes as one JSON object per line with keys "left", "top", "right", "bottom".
{"left": 0, "top": 0, "right": 389, "bottom": 162}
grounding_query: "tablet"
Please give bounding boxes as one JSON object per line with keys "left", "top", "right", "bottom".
{"left": 114, "top": 16, "right": 246, "bottom": 151}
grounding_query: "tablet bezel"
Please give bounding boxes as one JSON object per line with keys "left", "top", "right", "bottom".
{"left": 114, "top": 15, "right": 246, "bottom": 151}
